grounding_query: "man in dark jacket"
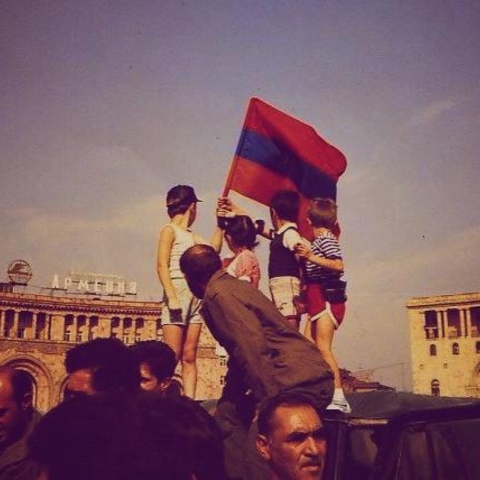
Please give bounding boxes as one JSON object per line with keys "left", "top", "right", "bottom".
{"left": 180, "top": 244, "right": 333, "bottom": 479}
{"left": 0, "top": 366, "right": 40, "bottom": 480}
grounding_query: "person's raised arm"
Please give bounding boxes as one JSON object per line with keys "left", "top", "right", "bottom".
{"left": 217, "top": 196, "right": 247, "bottom": 216}
{"left": 210, "top": 226, "right": 224, "bottom": 253}
{"left": 202, "top": 292, "right": 279, "bottom": 399}
{"left": 218, "top": 196, "right": 273, "bottom": 240}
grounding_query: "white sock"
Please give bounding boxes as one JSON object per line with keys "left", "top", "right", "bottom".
{"left": 332, "top": 388, "right": 347, "bottom": 403}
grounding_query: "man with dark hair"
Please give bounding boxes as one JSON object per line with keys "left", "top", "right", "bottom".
{"left": 256, "top": 393, "right": 327, "bottom": 480}
{"left": 180, "top": 244, "right": 333, "bottom": 479}
{"left": 0, "top": 366, "right": 40, "bottom": 480}
{"left": 130, "top": 340, "right": 181, "bottom": 396}
{"left": 30, "top": 393, "right": 226, "bottom": 480}
{"left": 64, "top": 338, "right": 140, "bottom": 399}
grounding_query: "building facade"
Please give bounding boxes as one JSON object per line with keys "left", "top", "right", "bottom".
{"left": 407, "top": 292, "right": 480, "bottom": 398}
{"left": 0, "top": 290, "right": 226, "bottom": 411}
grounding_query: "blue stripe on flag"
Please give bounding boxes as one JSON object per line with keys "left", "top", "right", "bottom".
{"left": 235, "top": 129, "right": 337, "bottom": 200}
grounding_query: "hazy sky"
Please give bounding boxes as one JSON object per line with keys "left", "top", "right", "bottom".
{"left": 2, "top": 0, "right": 479, "bottom": 389}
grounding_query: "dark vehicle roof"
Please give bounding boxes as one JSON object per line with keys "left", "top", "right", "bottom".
{"left": 201, "top": 391, "right": 480, "bottom": 420}
{"left": 342, "top": 390, "right": 480, "bottom": 419}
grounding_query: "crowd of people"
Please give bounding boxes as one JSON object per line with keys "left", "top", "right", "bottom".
{"left": 0, "top": 184, "right": 349, "bottom": 480}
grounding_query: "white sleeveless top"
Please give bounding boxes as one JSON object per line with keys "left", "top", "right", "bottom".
{"left": 162, "top": 223, "right": 196, "bottom": 279}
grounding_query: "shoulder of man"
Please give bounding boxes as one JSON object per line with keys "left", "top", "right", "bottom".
{"left": 0, "top": 411, "right": 41, "bottom": 478}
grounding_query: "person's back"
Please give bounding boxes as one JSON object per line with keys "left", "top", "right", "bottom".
{"left": 201, "top": 269, "right": 332, "bottom": 404}
{"left": 266, "top": 191, "right": 303, "bottom": 330}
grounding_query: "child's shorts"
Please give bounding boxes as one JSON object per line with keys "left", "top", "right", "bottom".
{"left": 306, "top": 283, "right": 346, "bottom": 329}
{"left": 269, "top": 276, "right": 301, "bottom": 318}
{"left": 161, "top": 278, "right": 203, "bottom": 326}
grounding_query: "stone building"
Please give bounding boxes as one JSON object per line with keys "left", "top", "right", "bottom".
{"left": 406, "top": 292, "right": 480, "bottom": 398}
{"left": 0, "top": 289, "right": 226, "bottom": 411}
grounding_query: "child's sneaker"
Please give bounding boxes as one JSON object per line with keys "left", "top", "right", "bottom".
{"left": 326, "top": 398, "right": 352, "bottom": 414}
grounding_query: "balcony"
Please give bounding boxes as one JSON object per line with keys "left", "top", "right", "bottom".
{"left": 447, "top": 327, "right": 460, "bottom": 339}
{"left": 424, "top": 327, "right": 439, "bottom": 340}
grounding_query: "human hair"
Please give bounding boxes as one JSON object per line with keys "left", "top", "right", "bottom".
{"left": 166, "top": 185, "right": 200, "bottom": 218}
{"left": 138, "top": 394, "right": 226, "bottom": 480}
{"left": 130, "top": 341, "right": 177, "bottom": 382}
{"left": 167, "top": 202, "right": 190, "bottom": 218}
{"left": 64, "top": 338, "right": 140, "bottom": 395}
{"left": 270, "top": 190, "right": 300, "bottom": 222}
{"left": 30, "top": 394, "right": 141, "bottom": 480}
{"left": 224, "top": 215, "right": 258, "bottom": 250}
{"left": 307, "top": 197, "right": 338, "bottom": 229}
{"left": 0, "top": 366, "right": 33, "bottom": 406}
{"left": 30, "top": 394, "right": 226, "bottom": 480}
{"left": 257, "top": 392, "right": 320, "bottom": 437}
{"left": 180, "top": 244, "right": 222, "bottom": 286}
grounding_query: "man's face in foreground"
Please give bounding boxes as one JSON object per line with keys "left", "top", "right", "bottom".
{"left": 258, "top": 404, "right": 327, "bottom": 480}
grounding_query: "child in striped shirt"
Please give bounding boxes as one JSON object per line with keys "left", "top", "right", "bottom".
{"left": 295, "top": 198, "right": 350, "bottom": 413}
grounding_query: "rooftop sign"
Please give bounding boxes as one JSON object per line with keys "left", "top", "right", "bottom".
{"left": 7, "top": 260, "right": 33, "bottom": 285}
{"left": 51, "top": 270, "right": 137, "bottom": 297}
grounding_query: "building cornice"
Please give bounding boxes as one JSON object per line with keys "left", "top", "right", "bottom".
{"left": 0, "top": 292, "right": 163, "bottom": 316}
{"left": 406, "top": 292, "right": 480, "bottom": 310}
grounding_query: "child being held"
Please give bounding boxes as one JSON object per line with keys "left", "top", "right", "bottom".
{"left": 295, "top": 197, "right": 350, "bottom": 413}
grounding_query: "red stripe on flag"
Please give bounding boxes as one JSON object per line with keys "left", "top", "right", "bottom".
{"left": 227, "top": 156, "right": 316, "bottom": 238}
{"left": 226, "top": 157, "right": 297, "bottom": 204}
{"left": 244, "top": 98, "right": 347, "bottom": 181}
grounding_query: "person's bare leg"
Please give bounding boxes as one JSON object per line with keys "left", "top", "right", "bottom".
{"left": 311, "top": 314, "right": 341, "bottom": 387}
{"left": 181, "top": 323, "right": 202, "bottom": 399}
{"left": 162, "top": 324, "right": 183, "bottom": 390}
{"left": 312, "top": 313, "right": 350, "bottom": 412}
{"left": 162, "top": 324, "right": 183, "bottom": 361}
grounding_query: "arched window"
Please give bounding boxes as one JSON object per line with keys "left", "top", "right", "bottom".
{"left": 429, "top": 344, "right": 437, "bottom": 356}
{"left": 452, "top": 343, "right": 459, "bottom": 355}
{"left": 476, "top": 341, "right": 480, "bottom": 354}
{"left": 431, "top": 379, "right": 440, "bottom": 397}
